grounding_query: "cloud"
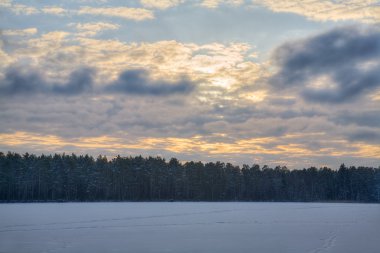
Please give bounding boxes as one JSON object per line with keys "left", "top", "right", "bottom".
{"left": 106, "top": 69, "right": 195, "bottom": 96}
{"left": 269, "top": 25, "right": 380, "bottom": 103}
{"left": 0, "top": 66, "right": 195, "bottom": 97}
{"left": 2, "top": 28, "right": 38, "bottom": 36}
{"left": 8, "top": 30, "right": 258, "bottom": 93}
{"left": 77, "top": 0, "right": 108, "bottom": 2}
{"left": 0, "top": 67, "right": 45, "bottom": 96}
{"left": 70, "top": 22, "right": 120, "bottom": 36}
{"left": 139, "top": 0, "right": 245, "bottom": 9}
{"left": 140, "top": 0, "right": 184, "bottom": 9}
{"left": 42, "top": 6, "right": 68, "bottom": 15}
{"left": 332, "top": 110, "right": 380, "bottom": 128}
{"left": 77, "top": 6, "right": 154, "bottom": 21}
{"left": 0, "top": 52, "right": 11, "bottom": 70}
{"left": 2, "top": 2, "right": 380, "bottom": 169}
{"left": 348, "top": 129, "right": 380, "bottom": 143}
{"left": 200, "top": 0, "right": 244, "bottom": 8}
{"left": 11, "top": 4, "right": 39, "bottom": 15}
{"left": 2, "top": 130, "right": 380, "bottom": 168}
{"left": 0, "top": 1, "right": 39, "bottom": 15}
{"left": 1, "top": 29, "right": 263, "bottom": 126}
{"left": 0, "top": 0, "right": 11, "bottom": 8}
{"left": 52, "top": 68, "right": 95, "bottom": 95}
{"left": 254, "top": 0, "right": 380, "bottom": 23}
{"left": 1, "top": 2, "right": 152, "bottom": 20}
{"left": 0, "top": 67, "right": 95, "bottom": 96}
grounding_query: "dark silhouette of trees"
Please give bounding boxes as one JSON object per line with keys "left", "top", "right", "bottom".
{"left": 0, "top": 151, "right": 379, "bottom": 202}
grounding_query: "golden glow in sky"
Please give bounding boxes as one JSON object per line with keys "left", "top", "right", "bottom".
{"left": 1, "top": 0, "right": 380, "bottom": 168}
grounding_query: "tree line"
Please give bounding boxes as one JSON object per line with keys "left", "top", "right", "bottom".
{"left": 0, "top": 152, "right": 379, "bottom": 202}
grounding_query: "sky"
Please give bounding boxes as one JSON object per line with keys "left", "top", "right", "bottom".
{"left": 0, "top": 0, "right": 380, "bottom": 169}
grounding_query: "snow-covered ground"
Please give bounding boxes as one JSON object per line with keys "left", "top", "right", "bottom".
{"left": 0, "top": 202, "right": 379, "bottom": 253}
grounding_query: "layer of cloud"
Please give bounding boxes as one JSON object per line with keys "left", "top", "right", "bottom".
{"left": 332, "top": 110, "right": 380, "bottom": 128}
{"left": 1, "top": 2, "right": 154, "bottom": 21}
{"left": 140, "top": 0, "right": 184, "bottom": 10}
{"left": 2, "top": 0, "right": 243, "bottom": 18}
{"left": 42, "top": 6, "right": 68, "bottom": 16}
{"left": 77, "top": 0, "right": 109, "bottom": 3}
{"left": 200, "top": 0, "right": 244, "bottom": 8}
{"left": 71, "top": 22, "right": 120, "bottom": 36}
{"left": 1, "top": 131, "right": 379, "bottom": 168}
{"left": 348, "top": 129, "right": 380, "bottom": 143}
{"left": 254, "top": 0, "right": 380, "bottom": 23}
{"left": 1, "top": 11, "right": 380, "bottom": 168}
{"left": 2, "top": 0, "right": 379, "bottom": 24}
{"left": 77, "top": 6, "right": 154, "bottom": 21}
{"left": 2, "top": 28, "right": 38, "bottom": 36}
{"left": 0, "top": 0, "right": 12, "bottom": 7}
{"left": 269, "top": 25, "right": 380, "bottom": 103}
{"left": 0, "top": 67, "right": 94, "bottom": 96}
{"left": 4, "top": 29, "right": 258, "bottom": 92}
{"left": 7, "top": 3, "right": 39, "bottom": 15}
{"left": 0, "top": 66, "right": 195, "bottom": 97}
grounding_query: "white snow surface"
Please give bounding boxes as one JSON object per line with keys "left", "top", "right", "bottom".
{"left": 0, "top": 202, "right": 379, "bottom": 253}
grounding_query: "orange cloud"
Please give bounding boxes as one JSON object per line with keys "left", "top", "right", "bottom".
{"left": 2, "top": 131, "right": 378, "bottom": 160}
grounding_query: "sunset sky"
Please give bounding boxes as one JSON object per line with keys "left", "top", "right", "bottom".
{"left": 1, "top": 0, "right": 380, "bottom": 169}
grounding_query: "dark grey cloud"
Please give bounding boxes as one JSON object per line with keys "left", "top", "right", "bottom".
{"left": 52, "top": 68, "right": 94, "bottom": 95}
{"left": 0, "top": 67, "right": 95, "bottom": 96}
{"left": 269, "top": 25, "right": 380, "bottom": 103}
{"left": 0, "top": 67, "right": 195, "bottom": 97}
{"left": 0, "top": 67, "right": 45, "bottom": 96}
{"left": 106, "top": 69, "right": 195, "bottom": 96}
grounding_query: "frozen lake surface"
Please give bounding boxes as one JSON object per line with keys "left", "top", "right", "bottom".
{"left": 0, "top": 202, "right": 379, "bottom": 253}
